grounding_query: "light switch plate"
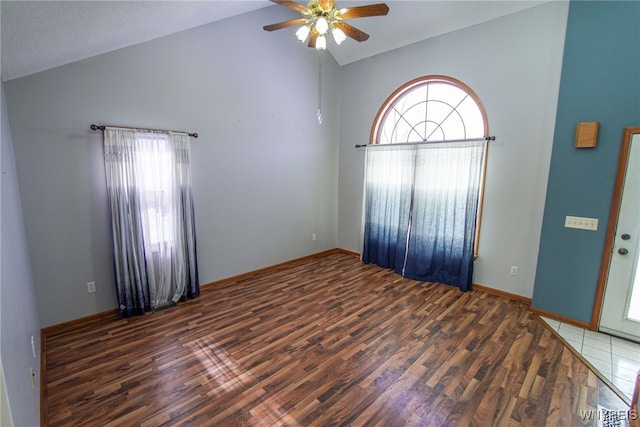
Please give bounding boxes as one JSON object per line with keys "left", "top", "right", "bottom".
{"left": 565, "top": 216, "right": 598, "bottom": 231}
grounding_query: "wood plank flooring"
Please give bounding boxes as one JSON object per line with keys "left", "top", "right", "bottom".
{"left": 43, "top": 251, "right": 628, "bottom": 426}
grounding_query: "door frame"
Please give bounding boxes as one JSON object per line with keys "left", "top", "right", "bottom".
{"left": 591, "top": 126, "right": 640, "bottom": 331}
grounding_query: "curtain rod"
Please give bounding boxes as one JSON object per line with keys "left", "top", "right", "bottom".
{"left": 355, "top": 136, "right": 495, "bottom": 148}
{"left": 90, "top": 124, "right": 198, "bottom": 138}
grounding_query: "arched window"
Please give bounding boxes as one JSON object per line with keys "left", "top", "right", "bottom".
{"left": 370, "top": 75, "right": 488, "bottom": 144}
{"left": 363, "top": 75, "right": 492, "bottom": 276}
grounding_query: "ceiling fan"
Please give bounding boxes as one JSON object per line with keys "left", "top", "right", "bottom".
{"left": 263, "top": 0, "right": 389, "bottom": 50}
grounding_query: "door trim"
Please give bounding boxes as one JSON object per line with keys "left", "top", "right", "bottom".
{"left": 591, "top": 126, "right": 640, "bottom": 331}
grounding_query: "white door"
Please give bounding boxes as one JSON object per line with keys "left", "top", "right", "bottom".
{"left": 600, "top": 133, "right": 640, "bottom": 342}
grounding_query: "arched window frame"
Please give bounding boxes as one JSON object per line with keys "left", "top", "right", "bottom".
{"left": 369, "top": 75, "right": 490, "bottom": 258}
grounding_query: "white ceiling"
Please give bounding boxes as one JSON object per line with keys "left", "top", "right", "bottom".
{"left": 1, "top": 0, "right": 546, "bottom": 81}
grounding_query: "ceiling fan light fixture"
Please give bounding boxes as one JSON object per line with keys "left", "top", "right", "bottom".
{"left": 264, "top": 0, "right": 389, "bottom": 49}
{"left": 332, "top": 27, "right": 346, "bottom": 45}
{"left": 315, "top": 17, "right": 329, "bottom": 35}
{"left": 315, "top": 35, "right": 327, "bottom": 50}
{"left": 295, "top": 25, "right": 311, "bottom": 42}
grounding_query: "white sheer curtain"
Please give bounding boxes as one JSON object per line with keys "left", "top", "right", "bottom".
{"left": 103, "top": 128, "right": 199, "bottom": 316}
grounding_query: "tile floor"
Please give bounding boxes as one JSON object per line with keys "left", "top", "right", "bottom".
{"left": 541, "top": 317, "right": 640, "bottom": 401}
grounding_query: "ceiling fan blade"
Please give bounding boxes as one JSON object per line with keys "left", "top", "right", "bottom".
{"left": 263, "top": 18, "right": 307, "bottom": 32}
{"left": 333, "top": 21, "right": 369, "bottom": 42}
{"left": 308, "top": 29, "right": 318, "bottom": 48}
{"left": 318, "top": 0, "right": 335, "bottom": 11}
{"left": 270, "top": 0, "right": 309, "bottom": 14}
{"left": 338, "top": 3, "right": 389, "bottom": 20}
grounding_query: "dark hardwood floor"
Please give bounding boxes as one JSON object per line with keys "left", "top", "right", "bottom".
{"left": 43, "top": 251, "right": 627, "bottom": 426}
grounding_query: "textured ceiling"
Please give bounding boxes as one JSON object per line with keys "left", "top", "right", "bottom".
{"left": 1, "top": 1, "right": 546, "bottom": 81}
{"left": 0, "top": 1, "right": 271, "bottom": 80}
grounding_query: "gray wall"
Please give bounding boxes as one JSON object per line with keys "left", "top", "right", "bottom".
{"left": 1, "top": 80, "right": 41, "bottom": 427}
{"left": 4, "top": 2, "right": 572, "bottom": 330}
{"left": 4, "top": 6, "right": 340, "bottom": 327}
{"left": 337, "top": 1, "right": 569, "bottom": 298}
{"left": 1, "top": 363, "right": 13, "bottom": 426}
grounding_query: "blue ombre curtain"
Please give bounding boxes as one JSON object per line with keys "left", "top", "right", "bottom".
{"left": 362, "top": 145, "right": 415, "bottom": 271}
{"left": 103, "top": 130, "right": 150, "bottom": 316}
{"left": 103, "top": 129, "right": 199, "bottom": 317}
{"left": 362, "top": 140, "right": 485, "bottom": 291}
{"left": 402, "top": 141, "right": 484, "bottom": 291}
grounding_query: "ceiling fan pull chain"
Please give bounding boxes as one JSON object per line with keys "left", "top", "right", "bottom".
{"left": 317, "top": 52, "right": 323, "bottom": 124}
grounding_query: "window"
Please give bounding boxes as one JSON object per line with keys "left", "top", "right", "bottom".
{"left": 135, "top": 132, "right": 176, "bottom": 248}
{"left": 371, "top": 75, "right": 488, "bottom": 144}
{"left": 368, "top": 75, "right": 489, "bottom": 261}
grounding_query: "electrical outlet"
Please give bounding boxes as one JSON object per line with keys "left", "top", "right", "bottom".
{"left": 87, "top": 281, "right": 96, "bottom": 293}
{"left": 510, "top": 266, "right": 518, "bottom": 276}
{"left": 311, "top": 233, "right": 317, "bottom": 241}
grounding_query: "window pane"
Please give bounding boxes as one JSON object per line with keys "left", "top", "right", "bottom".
{"left": 134, "top": 133, "right": 175, "bottom": 247}
{"left": 376, "top": 77, "right": 486, "bottom": 143}
{"left": 456, "top": 97, "right": 485, "bottom": 138}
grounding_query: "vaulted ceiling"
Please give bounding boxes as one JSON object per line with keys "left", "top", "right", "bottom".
{"left": 1, "top": 1, "right": 546, "bottom": 81}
